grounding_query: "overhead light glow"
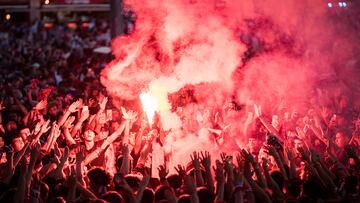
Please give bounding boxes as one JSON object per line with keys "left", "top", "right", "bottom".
{"left": 327, "top": 2, "right": 333, "bottom": 8}
{"left": 5, "top": 14, "right": 11, "bottom": 21}
{"left": 45, "top": 0, "right": 50, "bottom": 5}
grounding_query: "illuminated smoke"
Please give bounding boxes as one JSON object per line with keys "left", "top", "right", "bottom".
{"left": 101, "top": 0, "right": 360, "bottom": 168}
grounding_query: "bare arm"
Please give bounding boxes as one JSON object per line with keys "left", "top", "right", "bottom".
{"left": 119, "top": 143, "right": 130, "bottom": 175}
{"left": 286, "top": 148, "right": 298, "bottom": 179}
{"left": 262, "top": 159, "right": 285, "bottom": 200}
{"left": 240, "top": 149, "right": 267, "bottom": 189}
{"left": 200, "top": 151, "right": 215, "bottom": 194}
{"left": 191, "top": 151, "right": 205, "bottom": 187}
{"left": 264, "top": 145, "right": 288, "bottom": 181}
{"left": 213, "top": 162, "right": 225, "bottom": 202}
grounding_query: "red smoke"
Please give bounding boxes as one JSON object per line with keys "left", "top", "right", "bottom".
{"left": 101, "top": 0, "right": 360, "bottom": 170}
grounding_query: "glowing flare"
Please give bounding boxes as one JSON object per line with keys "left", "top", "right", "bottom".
{"left": 139, "top": 92, "right": 158, "bottom": 125}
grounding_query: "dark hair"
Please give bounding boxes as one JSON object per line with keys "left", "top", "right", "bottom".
{"left": 141, "top": 188, "right": 154, "bottom": 203}
{"left": 50, "top": 197, "right": 66, "bottom": 203}
{"left": 154, "top": 185, "right": 173, "bottom": 203}
{"left": 286, "top": 178, "right": 302, "bottom": 198}
{"left": 167, "top": 174, "right": 182, "bottom": 190}
{"left": 302, "top": 177, "right": 327, "bottom": 200}
{"left": 123, "top": 174, "right": 141, "bottom": 190}
{"left": 40, "top": 182, "right": 50, "bottom": 202}
{"left": 102, "top": 191, "right": 123, "bottom": 203}
{"left": 197, "top": 187, "right": 215, "bottom": 203}
{"left": 87, "top": 167, "right": 111, "bottom": 187}
{"left": 178, "top": 194, "right": 191, "bottom": 203}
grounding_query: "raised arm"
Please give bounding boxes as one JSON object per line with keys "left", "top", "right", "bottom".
{"left": 191, "top": 151, "right": 205, "bottom": 187}
{"left": 84, "top": 120, "right": 128, "bottom": 166}
{"left": 200, "top": 151, "right": 215, "bottom": 194}
{"left": 58, "top": 99, "right": 81, "bottom": 127}
{"left": 240, "top": 149, "right": 267, "bottom": 189}
{"left": 254, "top": 104, "right": 280, "bottom": 137}
{"left": 262, "top": 158, "right": 285, "bottom": 200}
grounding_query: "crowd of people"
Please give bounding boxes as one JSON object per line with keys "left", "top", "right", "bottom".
{"left": 0, "top": 19, "right": 359, "bottom": 203}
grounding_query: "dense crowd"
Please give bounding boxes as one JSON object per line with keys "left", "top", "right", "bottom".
{"left": 0, "top": 20, "right": 359, "bottom": 203}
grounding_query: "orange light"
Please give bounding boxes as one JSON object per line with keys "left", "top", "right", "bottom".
{"left": 139, "top": 92, "right": 158, "bottom": 125}
{"left": 44, "top": 0, "right": 50, "bottom": 5}
{"left": 5, "top": 14, "right": 11, "bottom": 21}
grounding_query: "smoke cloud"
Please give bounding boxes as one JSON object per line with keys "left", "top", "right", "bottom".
{"left": 101, "top": 0, "right": 360, "bottom": 168}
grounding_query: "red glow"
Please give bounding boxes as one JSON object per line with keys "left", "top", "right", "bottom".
{"left": 67, "top": 22, "right": 77, "bottom": 29}
{"left": 44, "top": 22, "right": 54, "bottom": 29}
{"left": 101, "top": 0, "right": 359, "bottom": 170}
{"left": 82, "top": 22, "right": 89, "bottom": 28}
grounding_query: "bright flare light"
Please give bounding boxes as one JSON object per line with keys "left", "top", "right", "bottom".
{"left": 140, "top": 92, "right": 158, "bottom": 125}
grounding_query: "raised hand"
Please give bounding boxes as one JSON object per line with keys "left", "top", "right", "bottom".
{"left": 97, "top": 112, "right": 107, "bottom": 125}
{"left": 30, "top": 142, "right": 41, "bottom": 160}
{"left": 54, "top": 123, "right": 61, "bottom": 139}
{"left": 68, "top": 100, "right": 81, "bottom": 113}
{"left": 99, "top": 97, "right": 108, "bottom": 111}
{"left": 33, "top": 120, "right": 43, "bottom": 135}
{"left": 63, "top": 116, "right": 75, "bottom": 129}
{"left": 254, "top": 104, "right": 262, "bottom": 118}
{"left": 200, "top": 151, "right": 211, "bottom": 169}
{"left": 40, "top": 120, "right": 51, "bottom": 134}
{"left": 158, "top": 164, "right": 169, "bottom": 180}
{"left": 80, "top": 107, "right": 90, "bottom": 122}
{"left": 213, "top": 160, "right": 225, "bottom": 183}
{"left": 75, "top": 147, "right": 85, "bottom": 163}
{"left": 174, "top": 164, "right": 186, "bottom": 179}
{"left": 240, "top": 149, "right": 256, "bottom": 164}
{"left": 121, "top": 107, "right": 138, "bottom": 120}
{"left": 35, "top": 100, "right": 47, "bottom": 111}
{"left": 190, "top": 151, "right": 201, "bottom": 170}
{"left": 88, "top": 98, "right": 96, "bottom": 107}
{"left": 263, "top": 145, "right": 278, "bottom": 158}
{"left": 220, "top": 152, "right": 227, "bottom": 164}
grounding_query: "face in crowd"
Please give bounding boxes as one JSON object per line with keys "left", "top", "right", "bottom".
{"left": 84, "top": 129, "right": 96, "bottom": 142}
{"left": 20, "top": 128, "right": 31, "bottom": 143}
{"left": 335, "top": 132, "right": 348, "bottom": 148}
{"left": 12, "top": 137, "right": 24, "bottom": 152}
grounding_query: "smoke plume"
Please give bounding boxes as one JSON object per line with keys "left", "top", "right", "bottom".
{"left": 101, "top": 0, "right": 360, "bottom": 168}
